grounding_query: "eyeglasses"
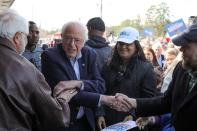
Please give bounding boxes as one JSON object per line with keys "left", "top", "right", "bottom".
{"left": 63, "top": 37, "right": 84, "bottom": 45}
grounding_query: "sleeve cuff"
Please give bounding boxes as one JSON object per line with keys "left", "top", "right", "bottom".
{"left": 97, "top": 95, "right": 102, "bottom": 107}
{"left": 80, "top": 81, "right": 84, "bottom": 90}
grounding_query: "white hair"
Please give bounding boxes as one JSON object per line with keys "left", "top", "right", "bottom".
{"left": 61, "top": 21, "right": 88, "bottom": 41}
{"left": 152, "top": 42, "right": 162, "bottom": 50}
{"left": 165, "top": 48, "right": 179, "bottom": 57}
{"left": 0, "top": 9, "right": 28, "bottom": 40}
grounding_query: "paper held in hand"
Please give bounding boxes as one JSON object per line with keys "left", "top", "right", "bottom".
{"left": 101, "top": 120, "right": 137, "bottom": 131}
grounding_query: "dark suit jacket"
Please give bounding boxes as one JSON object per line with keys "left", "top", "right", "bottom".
{"left": 136, "top": 62, "right": 197, "bottom": 131}
{"left": 41, "top": 44, "right": 105, "bottom": 131}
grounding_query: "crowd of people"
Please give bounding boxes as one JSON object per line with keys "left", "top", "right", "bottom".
{"left": 0, "top": 9, "right": 197, "bottom": 131}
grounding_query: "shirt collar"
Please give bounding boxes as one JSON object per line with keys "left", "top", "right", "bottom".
{"left": 24, "top": 46, "right": 41, "bottom": 53}
{"left": 69, "top": 52, "right": 82, "bottom": 62}
{"left": 188, "top": 69, "right": 197, "bottom": 79}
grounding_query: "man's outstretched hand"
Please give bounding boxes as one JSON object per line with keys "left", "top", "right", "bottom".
{"left": 115, "top": 93, "right": 137, "bottom": 111}
{"left": 53, "top": 80, "right": 82, "bottom": 97}
{"left": 100, "top": 93, "right": 137, "bottom": 112}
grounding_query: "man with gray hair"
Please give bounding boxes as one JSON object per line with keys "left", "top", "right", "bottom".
{"left": 0, "top": 9, "right": 75, "bottom": 131}
{"left": 0, "top": 9, "right": 130, "bottom": 131}
{"left": 41, "top": 21, "right": 130, "bottom": 131}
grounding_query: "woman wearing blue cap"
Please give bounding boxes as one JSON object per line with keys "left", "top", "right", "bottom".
{"left": 96, "top": 27, "right": 157, "bottom": 131}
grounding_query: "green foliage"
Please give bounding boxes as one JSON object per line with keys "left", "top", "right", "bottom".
{"left": 106, "top": 16, "right": 143, "bottom": 36}
{"left": 106, "top": 2, "right": 171, "bottom": 38}
{"left": 145, "top": 2, "right": 171, "bottom": 36}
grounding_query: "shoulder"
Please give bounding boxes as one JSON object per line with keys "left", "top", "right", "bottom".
{"left": 81, "top": 46, "right": 97, "bottom": 57}
{"left": 135, "top": 60, "right": 155, "bottom": 77}
{"left": 137, "top": 60, "right": 153, "bottom": 70}
{"left": 80, "top": 47, "right": 98, "bottom": 66}
{"left": 43, "top": 43, "right": 63, "bottom": 54}
{"left": 35, "top": 46, "right": 43, "bottom": 52}
{"left": 172, "top": 61, "right": 187, "bottom": 76}
{"left": 15, "top": 56, "right": 41, "bottom": 87}
{"left": 41, "top": 46, "right": 61, "bottom": 61}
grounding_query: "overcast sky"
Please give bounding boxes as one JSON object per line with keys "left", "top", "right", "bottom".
{"left": 11, "top": 0, "right": 197, "bottom": 30}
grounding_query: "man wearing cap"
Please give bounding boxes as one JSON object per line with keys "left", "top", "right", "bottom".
{"left": 86, "top": 17, "right": 112, "bottom": 71}
{"left": 116, "top": 24, "right": 197, "bottom": 131}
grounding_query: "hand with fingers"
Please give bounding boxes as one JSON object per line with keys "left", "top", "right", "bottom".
{"left": 57, "top": 89, "right": 78, "bottom": 103}
{"left": 99, "top": 95, "right": 129, "bottom": 112}
{"left": 136, "top": 117, "right": 150, "bottom": 130}
{"left": 123, "top": 115, "right": 133, "bottom": 122}
{"left": 53, "top": 80, "right": 82, "bottom": 97}
{"left": 97, "top": 116, "right": 106, "bottom": 130}
{"left": 115, "top": 93, "right": 137, "bottom": 111}
{"left": 113, "top": 96, "right": 132, "bottom": 112}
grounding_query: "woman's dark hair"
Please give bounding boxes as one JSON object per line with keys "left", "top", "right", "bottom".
{"left": 109, "top": 40, "right": 146, "bottom": 68}
{"left": 143, "top": 47, "right": 159, "bottom": 67}
{"left": 134, "top": 40, "right": 146, "bottom": 61}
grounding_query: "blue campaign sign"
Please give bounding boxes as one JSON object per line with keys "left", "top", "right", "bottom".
{"left": 143, "top": 28, "right": 154, "bottom": 37}
{"left": 165, "top": 19, "right": 187, "bottom": 37}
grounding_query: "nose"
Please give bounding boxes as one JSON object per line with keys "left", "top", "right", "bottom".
{"left": 121, "top": 44, "right": 127, "bottom": 48}
{"left": 32, "top": 32, "right": 39, "bottom": 41}
{"left": 69, "top": 39, "right": 76, "bottom": 46}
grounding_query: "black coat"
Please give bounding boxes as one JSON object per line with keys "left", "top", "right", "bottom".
{"left": 100, "top": 57, "right": 156, "bottom": 125}
{"left": 136, "top": 62, "right": 197, "bottom": 131}
{"left": 85, "top": 35, "right": 112, "bottom": 71}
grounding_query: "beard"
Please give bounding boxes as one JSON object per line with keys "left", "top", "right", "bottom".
{"left": 182, "top": 56, "right": 197, "bottom": 70}
{"left": 182, "top": 60, "right": 191, "bottom": 69}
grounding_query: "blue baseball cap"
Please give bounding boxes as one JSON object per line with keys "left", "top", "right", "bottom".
{"left": 172, "top": 24, "right": 197, "bottom": 46}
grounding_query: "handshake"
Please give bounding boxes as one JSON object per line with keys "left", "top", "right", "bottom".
{"left": 100, "top": 93, "right": 137, "bottom": 112}
{"left": 53, "top": 81, "right": 137, "bottom": 112}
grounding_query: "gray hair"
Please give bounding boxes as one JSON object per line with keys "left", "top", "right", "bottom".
{"left": 165, "top": 48, "right": 179, "bottom": 56}
{"left": 61, "top": 21, "right": 88, "bottom": 41}
{"left": 0, "top": 9, "right": 28, "bottom": 40}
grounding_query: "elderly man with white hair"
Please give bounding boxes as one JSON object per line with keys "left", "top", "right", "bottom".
{"left": 152, "top": 43, "right": 165, "bottom": 68}
{"left": 41, "top": 21, "right": 132, "bottom": 131}
{"left": 0, "top": 9, "right": 77, "bottom": 131}
{"left": 0, "top": 10, "right": 129, "bottom": 131}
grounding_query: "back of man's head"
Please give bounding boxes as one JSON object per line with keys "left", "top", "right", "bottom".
{"left": 0, "top": 9, "right": 28, "bottom": 40}
{"left": 29, "top": 21, "right": 36, "bottom": 27}
{"left": 86, "top": 17, "right": 105, "bottom": 32}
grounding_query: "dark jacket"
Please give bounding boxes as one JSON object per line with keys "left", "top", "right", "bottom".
{"left": 0, "top": 37, "right": 67, "bottom": 131}
{"left": 41, "top": 44, "right": 105, "bottom": 131}
{"left": 100, "top": 56, "right": 156, "bottom": 125}
{"left": 136, "top": 62, "right": 197, "bottom": 131}
{"left": 86, "top": 35, "right": 112, "bottom": 71}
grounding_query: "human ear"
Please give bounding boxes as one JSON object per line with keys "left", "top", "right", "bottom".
{"left": 13, "top": 32, "right": 21, "bottom": 48}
